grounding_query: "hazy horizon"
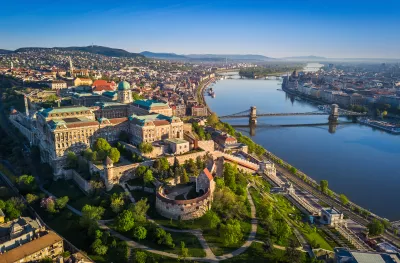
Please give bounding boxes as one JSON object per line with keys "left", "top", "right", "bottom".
{"left": 2, "top": 0, "right": 400, "bottom": 59}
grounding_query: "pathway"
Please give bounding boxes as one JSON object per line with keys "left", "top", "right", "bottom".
{"left": 121, "top": 182, "right": 136, "bottom": 203}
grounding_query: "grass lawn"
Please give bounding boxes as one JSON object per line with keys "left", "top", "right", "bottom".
{"left": 221, "top": 242, "right": 293, "bottom": 263}
{"left": 131, "top": 248, "right": 197, "bottom": 263}
{"left": 114, "top": 221, "right": 206, "bottom": 258}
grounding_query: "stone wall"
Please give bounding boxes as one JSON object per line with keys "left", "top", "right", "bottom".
{"left": 155, "top": 186, "right": 213, "bottom": 220}
{"left": 197, "top": 140, "right": 215, "bottom": 152}
{"left": 63, "top": 169, "right": 93, "bottom": 194}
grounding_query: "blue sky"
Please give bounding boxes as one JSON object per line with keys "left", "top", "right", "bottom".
{"left": 1, "top": 0, "right": 400, "bottom": 58}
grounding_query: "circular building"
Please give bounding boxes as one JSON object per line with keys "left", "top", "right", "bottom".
{"left": 156, "top": 168, "right": 215, "bottom": 220}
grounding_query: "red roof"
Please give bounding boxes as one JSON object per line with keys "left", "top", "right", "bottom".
{"left": 202, "top": 168, "right": 213, "bottom": 181}
{"left": 93, "top": 85, "right": 114, "bottom": 92}
{"left": 109, "top": 117, "right": 128, "bottom": 124}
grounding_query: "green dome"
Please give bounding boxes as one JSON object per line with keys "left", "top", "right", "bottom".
{"left": 118, "top": 81, "right": 131, "bottom": 91}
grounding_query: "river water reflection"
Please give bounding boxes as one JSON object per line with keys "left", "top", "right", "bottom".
{"left": 205, "top": 72, "right": 400, "bottom": 220}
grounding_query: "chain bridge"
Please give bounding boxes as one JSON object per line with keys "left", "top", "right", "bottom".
{"left": 219, "top": 104, "right": 366, "bottom": 124}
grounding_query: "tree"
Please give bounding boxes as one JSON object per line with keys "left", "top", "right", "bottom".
{"left": 80, "top": 205, "right": 105, "bottom": 228}
{"left": 94, "top": 138, "right": 111, "bottom": 152}
{"left": 136, "top": 165, "right": 147, "bottom": 177}
{"left": 204, "top": 210, "right": 220, "bottom": 229}
{"left": 159, "top": 157, "right": 170, "bottom": 172}
{"left": 180, "top": 169, "right": 190, "bottom": 184}
{"left": 134, "top": 251, "right": 147, "bottom": 263}
{"left": 83, "top": 148, "right": 94, "bottom": 161}
{"left": 133, "top": 226, "right": 147, "bottom": 240}
{"left": 40, "top": 196, "right": 57, "bottom": 213}
{"left": 289, "top": 167, "right": 297, "bottom": 174}
{"left": 143, "top": 170, "right": 154, "bottom": 186}
{"left": 16, "top": 174, "right": 37, "bottom": 193}
{"left": 130, "top": 198, "right": 149, "bottom": 223}
{"left": 284, "top": 237, "right": 302, "bottom": 263}
{"left": 108, "top": 147, "right": 120, "bottom": 163}
{"left": 276, "top": 220, "right": 292, "bottom": 244}
{"left": 223, "top": 163, "right": 237, "bottom": 191}
{"left": 213, "top": 187, "right": 248, "bottom": 220}
{"left": 139, "top": 142, "right": 153, "bottom": 154}
{"left": 258, "top": 200, "right": 273, "bottom": 224}
{"left": 367, "top": 219, "right": 385, "bottom": 236}
{"left": 154, "top": 228, "right": 175, "bottom": 248}
{"left": 55, "top": 196, "right": 69, "bottom": 210}
{"left": 220, "top": 219, "right": 243, "bottom": 246}
{"left": 91, "top": 239, "right": 108, "bottom": 256}
{"left": 320, "top": 180, "right": 329, "bottom": 194}
{"left": 180, "top": 241, "right": 190, "bottom": 260}
{"left": 110, "top": 193, "right": 125, "bottom": 214}
{"left": 262, "top": 237, "right": 274, "bottom": 253}
{"left": 207, "top": 112, "right": 219, "bottom": 126}
{"left": 26, "top": 193, "right": 38, "bottom": 204}
{"left": 115, "top": 209, "right": 135, "bottom": 232}
{"left": 66, "top": 151, "right": 78, "bottom": 168}
{"left": 339, "top": 194, "right": 349, "bottom": 205}
{"left": 196, "top": 156, "right": 205, "bottom": 170}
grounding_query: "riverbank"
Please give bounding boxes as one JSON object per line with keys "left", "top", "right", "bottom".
{"left": 203, "top": 74, "right": 400, "bottom": 222}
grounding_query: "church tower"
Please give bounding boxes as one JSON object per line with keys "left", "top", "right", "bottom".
{"left": 117, "top": 81, "right": 133, "bottom": 104}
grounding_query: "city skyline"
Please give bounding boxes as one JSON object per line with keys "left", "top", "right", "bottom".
{"left": 2, "top": 0, "right": 400, "bottom": 59}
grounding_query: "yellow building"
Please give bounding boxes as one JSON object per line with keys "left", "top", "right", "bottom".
{"left": 74, "top": 77, "right": 93, "bottom": 86}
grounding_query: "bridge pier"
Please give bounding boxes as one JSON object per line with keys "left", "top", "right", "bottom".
{"left": 328, "top": 104, "right": 339, "bottom": 123}
{"left": 249, "top": 106, "right": 257, "bottom": 125}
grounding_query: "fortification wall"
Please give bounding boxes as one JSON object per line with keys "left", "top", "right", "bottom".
{"left": 63, "top": 169, "right": 93, "bottom": 194}
{"left": 155, "top": 187, "right": 212, "bottom": 220}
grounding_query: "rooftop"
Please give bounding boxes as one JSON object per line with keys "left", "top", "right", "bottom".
{"left": 165, "top": 138, "right": 188, "bottom": 144}
{"left": 133, "top": 99, "right": 169, "bottom": 110}
{"left": 39, "top": 106, "right": 90, "bottom": 117}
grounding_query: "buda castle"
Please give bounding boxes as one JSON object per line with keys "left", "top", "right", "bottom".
{"left": 30, "top": 81, "right": 183, "bottom": 175}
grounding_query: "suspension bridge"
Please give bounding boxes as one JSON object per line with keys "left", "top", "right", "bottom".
{"left": 219, "top": 104, "right": 366, "bottom": 124}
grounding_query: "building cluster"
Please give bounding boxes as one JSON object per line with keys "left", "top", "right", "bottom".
{"left": 0, "top": 216, "right": 91, "bottom": 263}
{"left": 284, "top": 63, "right": 400, "bottom": 110}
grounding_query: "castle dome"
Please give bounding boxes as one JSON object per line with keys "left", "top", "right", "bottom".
{"left": 118, "top": 81, "right": 131, "bottom": 91}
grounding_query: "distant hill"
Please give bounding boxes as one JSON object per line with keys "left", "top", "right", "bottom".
{"left": 140, "top": 52, "right": 275, "bottom": 61}
{"left": 0, "top": 49, "right": 13, "bottom": 54}
{"left": 140, "top": 51, "right": 187, "bottom": 60}
{"left": 15, "top": 45, "right": 144, "bottom": 58}
{"left": 187, "top": 54, "right": 275, "bottom": 61}
{"left": 282, "top": 55, "right": 327, "bottom": 61}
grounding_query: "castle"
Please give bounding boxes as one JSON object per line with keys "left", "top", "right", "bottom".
{"left": 19, "top": 81, "right": 184, "bottom": 177}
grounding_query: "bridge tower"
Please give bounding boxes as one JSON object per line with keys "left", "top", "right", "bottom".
{"left": 329, "top": 104, "right": 339, "bottom": 122}
{"left": 250, "top": 106, "right": 257, "bottom": 125}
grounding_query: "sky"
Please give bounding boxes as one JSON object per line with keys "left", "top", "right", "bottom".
{"left": 1, "top": 0, "right": 400, "bottom": 58}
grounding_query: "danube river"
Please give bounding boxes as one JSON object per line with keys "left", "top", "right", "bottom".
{"left": 205, "top": 68, "right": 400, "bottom": 221}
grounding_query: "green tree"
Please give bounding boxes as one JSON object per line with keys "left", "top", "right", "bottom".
{"left": 180, "top": 241, "right": 190, "bottom": 260}
{"left": 181, "top": 169, "right": 190, "bottom": 184}
{"left": 143, "top": 170, "right": 154, "bottom": 186}
{"left": 108, "top": 147, "right": 121, "bottom": 163}
{"left": 110, "top": 193, "right": 125, "bottom": 214}
{"left": 130, "top": 198, "right": 149, "bottom": 223}
{"left": 94, "top": 138, "right": 111, "bottom": 152}
{"left": 159, "top": 157, "right": 170, "bottom": 172}
{"left": 289, "top": 166, "right": 297, "bottom": 174}
{"left": 83, "top": 148, "right": 94, "bottom": 161}
{"left": 339, "top": 194, "right": 349, "bottom": 205}
{"left": 91, "top": 239, "right": 108, "bottom": 256}
{"left": 204, "top": 210, "right": 220, "bottom": 229}
{"left": 207, "top": 112, "right": 219, "bottom": 126}
{"left": 220, "top": 219, "right": 243, "bottom": 246}
{"left": 139, "top": 142, "right": 153, "bottom": 154}
{"left": 55, "top": 196, "right": 69, "bottom": 210}
{"left": 136, "top": 165, "right": 147, "bottom": 177}
{"left": 320, "top": 180, "right": 329, "bottom": 194}
{"left": 115, "top": 209, "right": 135, "bottom": 232}
{"left": 80, "top": 205, "right": 105, "bottom": 228}
{"left": 258, "top": 200, "right": 273, "bottom": 224}
{"left": 26, "top": 193, "right": 38, "bottom": 204}
{"left": 133, "top": 226, "right": 147, "bottom": 240}
{"left": 134, "top": 251, "right": 147, "bottom": 263}
{"left": 276, "top": 220, "right": 292, "bottom": 244}
{"left": 367, "top": 219, "right": 385, "bottom": 236}
{"left": 223, "top": 163, "right": 237, "bottom": 191}
{"left": 66, "top": 151, "right": 78, "bottom": 168}
{"left": 284, "top": 237, "right": 302, "bottom": 263}
{"left": 16, "top": 175, "right": 37, "bottom": 193}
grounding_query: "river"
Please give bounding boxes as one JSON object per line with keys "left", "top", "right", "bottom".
{"left": 205, "top": 65, "right": 400, "bottom": 221}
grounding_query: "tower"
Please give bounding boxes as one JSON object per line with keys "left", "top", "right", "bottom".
{"left": 249, "top": 106, "right": 257, "bottom": 125}
{"left": 69, "top": 56, "right": 74, "bottom": 77}
{"left": 24, "top": 95, "right": 29, "bottom": 117}
{"left": 10, "top": 61, "right": 13, "bottom": 69}
{"left": 329, "top": 104, "right": 339, "bottom": 123}
{"left": 104, "top": 156, "right": 114, "bottom": 191}
{"left": 117, "top": 81, "right": 133, "bottom": 104}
